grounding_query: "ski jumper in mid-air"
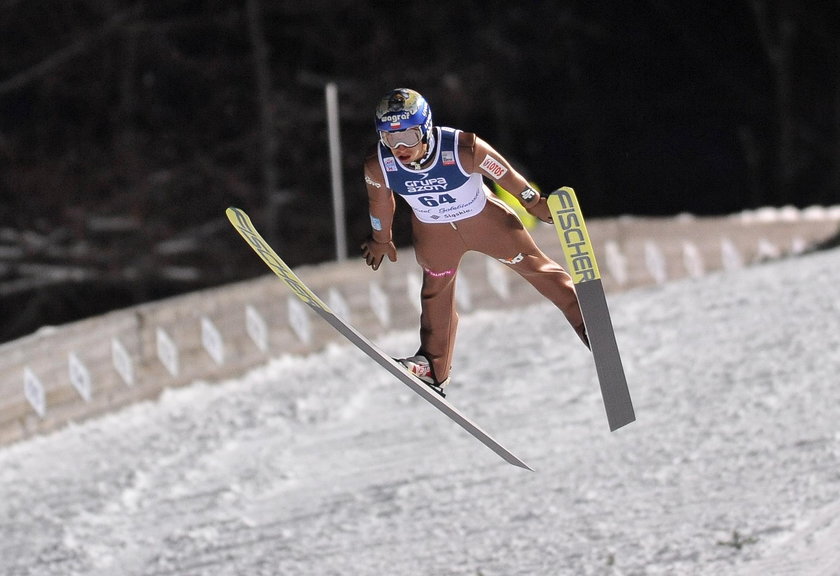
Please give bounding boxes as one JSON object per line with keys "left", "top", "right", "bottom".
{"left": 361, "top": 88, "right": 588, "bottom": 396}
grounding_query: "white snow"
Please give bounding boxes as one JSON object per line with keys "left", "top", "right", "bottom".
{"left": 1, "top": 247, "right": 840, "bottom": 575}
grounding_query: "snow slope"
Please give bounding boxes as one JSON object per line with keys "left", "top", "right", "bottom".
{"left": 1, "top": 247, "right": 839, "bottom": 576}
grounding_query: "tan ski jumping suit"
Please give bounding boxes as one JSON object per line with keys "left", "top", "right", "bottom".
{"left": 363, "top": 126, "right": 584, "bottom": 383}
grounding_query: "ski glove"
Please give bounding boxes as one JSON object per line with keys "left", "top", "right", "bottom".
{"left": 361, "top": 237, "right": 397, "bottom": 270}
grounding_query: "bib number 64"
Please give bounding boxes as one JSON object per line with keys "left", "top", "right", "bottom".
{"left": 418, "top": 193, "right": 456, "bottom": 207}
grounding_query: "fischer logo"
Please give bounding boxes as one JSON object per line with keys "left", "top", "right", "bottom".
{"left": 480, "top": 155, "right": 508, "bottom": 179}
{"left": 552, "top": 189, "right": 598, "bottom": 283}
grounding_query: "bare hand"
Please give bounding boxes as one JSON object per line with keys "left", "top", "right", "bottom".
{"left": 361, "top": 238, "right": 397, "bottom": 270}
{"left": 525, "top": 197, "right": 553, "bottom": 224}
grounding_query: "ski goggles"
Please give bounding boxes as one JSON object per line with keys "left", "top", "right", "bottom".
{"left": 379, "top": 126, "right": 423, "bottom": 149}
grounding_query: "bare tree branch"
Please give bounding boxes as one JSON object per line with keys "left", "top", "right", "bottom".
{"left": 0, "top": 4, "right": 143, "bottom": 96}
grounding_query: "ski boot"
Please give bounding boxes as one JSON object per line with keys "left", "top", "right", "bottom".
{"left": 398, "top": 355, "right": 450, "bottom": 398}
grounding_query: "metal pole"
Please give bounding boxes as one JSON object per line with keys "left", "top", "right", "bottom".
{"left": 326, "top": 82, "right": 347, "bottom": 262}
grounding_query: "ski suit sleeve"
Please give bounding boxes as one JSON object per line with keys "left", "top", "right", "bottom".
{"left": 459, "top": 133, "right": 553, "bottom": 223}
{"left": 361, "top": 150, "right": 397, "bottom": 270}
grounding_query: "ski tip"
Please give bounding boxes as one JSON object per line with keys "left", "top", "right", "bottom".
{"left": 550, "top": 185, "right": 576, "bottom": 196}
{"left": 507, "top": 456, "right": 534, "bottom": 472}
{"left": 225, "top": 206, "right": 240, "bottom": 221}
{"left": 609, "top": 415, "right": 636, "bottom": 432}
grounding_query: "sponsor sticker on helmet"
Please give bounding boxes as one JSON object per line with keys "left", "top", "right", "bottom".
{"left": 381, "top": 112, "right": 411, "bottom": 124}
{"left": 480, "top": 155, "right": 508, "bottom": 179}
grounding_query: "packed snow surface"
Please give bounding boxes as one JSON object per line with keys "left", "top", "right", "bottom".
{"left": 2, "top": 248, "right": 840, "bottom": 576}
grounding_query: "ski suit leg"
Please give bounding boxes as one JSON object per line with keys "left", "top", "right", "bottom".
{"left": 457, "top": 195, "right": 585, "bottom": 331}
{"left": 410, "top": 216, "right": 467, "bottom": 383}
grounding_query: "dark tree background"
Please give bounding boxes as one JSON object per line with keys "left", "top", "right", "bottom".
{"left": 1, "top": 0, "right": 838, "bottom": 342}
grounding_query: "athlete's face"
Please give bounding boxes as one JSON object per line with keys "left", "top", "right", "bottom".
{"left": 380, "top": 126, "right": 427, "bottom": 165}
{"left": 393, "top": 141, "right": 426, "bottom": 165}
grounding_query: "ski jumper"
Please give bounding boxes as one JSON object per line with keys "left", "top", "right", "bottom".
{"left": 368, "top": 127, "right": 583, "bottom": 383}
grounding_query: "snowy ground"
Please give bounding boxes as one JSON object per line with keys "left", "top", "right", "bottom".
{"left": 1, "top": 247, "right": 840, "bottom": 576}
